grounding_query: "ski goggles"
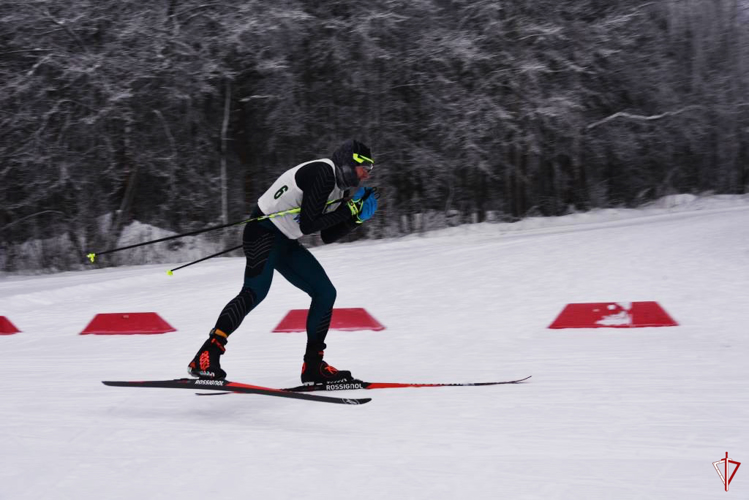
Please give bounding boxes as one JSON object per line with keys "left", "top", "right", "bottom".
{"left": 353, "top": 153, "right": 375, "bottom": 172}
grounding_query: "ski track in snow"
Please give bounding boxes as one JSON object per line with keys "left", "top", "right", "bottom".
{"left": 1, "top": 197, "right": 748, "bottom": 499}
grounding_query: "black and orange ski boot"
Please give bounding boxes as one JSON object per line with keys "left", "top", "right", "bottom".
{"left": 301, "top": 347, "right": 354, "bottom": 386}
{"left": 188, "top": 329, "right": 228, "bottom": 379}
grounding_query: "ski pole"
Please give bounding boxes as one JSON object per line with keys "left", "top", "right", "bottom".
{"left": 166, "top": 244, "right": 242, "bottom": 276}
{"left": 86, "top": 197, "right": 345, "bottom": 263}
{"left": 167, "top": 187, "right": 379, "bottom": 275}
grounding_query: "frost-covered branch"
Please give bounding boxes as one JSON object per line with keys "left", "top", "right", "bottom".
{"left": 152, "top": 109, "right": 178, "bottom": 160}
{"left": 32, "top": 7, "right": 89, "bottom": 54}
{"left": 586, "top": 105, "right": 705, "bottom": 130}
{"left": 0, "top": 211, "right": 66, "bottom": 233}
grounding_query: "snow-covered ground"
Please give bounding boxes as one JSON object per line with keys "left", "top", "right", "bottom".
{"left": 1, "top": 194, "right": 748, "bottom": 499}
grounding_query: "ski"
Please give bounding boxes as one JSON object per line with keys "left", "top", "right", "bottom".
{"left": 283, "top": 375, "right": 532, "bottom": 392}
{"left": 194, "top": 375, "right": 531, "bottom": 397}
{"left": 102, "top": 378, "right": 371, "bottom": 405}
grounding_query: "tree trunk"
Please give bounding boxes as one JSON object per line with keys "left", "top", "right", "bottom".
{"left": 220, "top": 79, "right": 231, "bottom": 225}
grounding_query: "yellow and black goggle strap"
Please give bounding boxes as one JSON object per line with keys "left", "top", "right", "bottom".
{"left": 352, "top": 153, "right": 375, "bottom": 170}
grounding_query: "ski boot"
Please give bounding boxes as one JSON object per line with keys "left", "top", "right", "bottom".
{"left": 301, "top": 347, "right": 355, "bottom": 387}
{"left": 188, "top": 328, "right": 227, "bottom": 379}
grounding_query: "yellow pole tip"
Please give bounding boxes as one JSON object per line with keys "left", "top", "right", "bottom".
{"left": 167, "top": 270, "right": 174, "bottom": 276}
{"left": 87, "top": 253, "right": 96, "bottom": 263}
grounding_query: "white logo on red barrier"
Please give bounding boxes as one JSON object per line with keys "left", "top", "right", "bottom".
{"left": 713, "top": 452, "right": 741, "bottom": 492}
{"left": 594, "top": 303, "right": 633, "bottom": 327}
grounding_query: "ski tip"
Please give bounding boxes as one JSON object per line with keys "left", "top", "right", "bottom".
{"left": 345, "top": 398, "right": 372, "bottom": 405}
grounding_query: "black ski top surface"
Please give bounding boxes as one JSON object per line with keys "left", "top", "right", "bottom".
{"left": 102, "top": 378, "right": 371, "bottom": 405}
{"left": 283, "top": 375, "right": 532, "bottom": 392}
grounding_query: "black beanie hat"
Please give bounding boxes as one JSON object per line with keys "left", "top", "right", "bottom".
{"left": 331, "top": 139, "right": 373, "bottom": 189}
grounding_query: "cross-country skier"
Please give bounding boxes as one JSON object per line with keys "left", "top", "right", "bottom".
{"left": 188, "top": 139, "right": 378, "bottom": 386}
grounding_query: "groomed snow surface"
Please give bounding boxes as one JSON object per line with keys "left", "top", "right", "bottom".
{"left": 1, "top": 194, "right": 748, "bottom": 499}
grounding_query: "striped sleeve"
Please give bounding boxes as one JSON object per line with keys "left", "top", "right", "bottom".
{"left": 295, "top": 162, "right": 353, "bottom": 235}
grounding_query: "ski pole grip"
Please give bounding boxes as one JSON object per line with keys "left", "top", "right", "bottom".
{"left": 359, "top": 186, "right": 378, "bottom": 203}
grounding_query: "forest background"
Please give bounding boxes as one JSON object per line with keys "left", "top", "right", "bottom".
{"left": 1, "top": 0, "right": 748, "bottom": 271}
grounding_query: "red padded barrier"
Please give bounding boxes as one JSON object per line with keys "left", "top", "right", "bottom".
{"left": 549, "top": 302, "right": 678, "bottom": 329}
{"left": 0, "top": 316, "right": 21, "bottom": 335}
{"left": 273, "top": 308, "right": 385, "bottom": 333}
{"left": 80, "top": 312, "right": 176, "bottom": 335}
